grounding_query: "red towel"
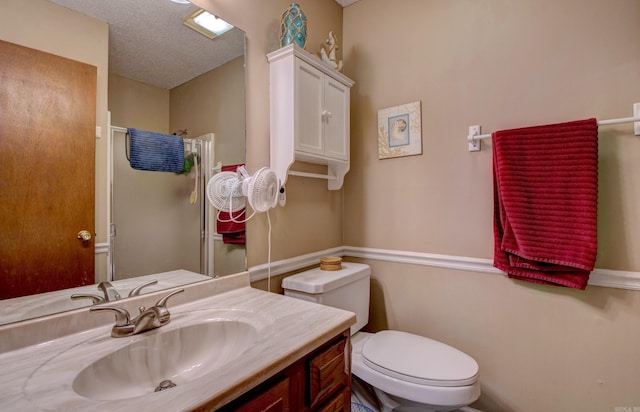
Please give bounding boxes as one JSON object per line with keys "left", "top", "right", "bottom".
{"left": 492, "top": 118, "right": 598, "bottom": 290}
{"left": 216, "top": 164, "right": 246, "bottom": 245}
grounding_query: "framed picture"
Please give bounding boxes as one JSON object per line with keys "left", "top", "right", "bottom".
{"left": 377, "top": 101, "right": 422, "bottom": 159}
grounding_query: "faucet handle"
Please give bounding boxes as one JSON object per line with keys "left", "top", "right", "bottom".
{"left": 155, "top": 288, "right": 184, "bottom": 308}
{"left": 90, "top": 306, "right": 131, "bottom": 327}
{"left": 71, "top": 294, "right": 105, "bottom": 305}
{"left": 128, "top": 279, "right": 159, "bottom": 297}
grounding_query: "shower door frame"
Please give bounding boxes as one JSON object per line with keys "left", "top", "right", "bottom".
{"left": 107, "top": 125, "right": 216, "bottom": 281}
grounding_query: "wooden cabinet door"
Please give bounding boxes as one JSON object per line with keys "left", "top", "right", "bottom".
{"left": 308, "top": 336, "right": 349, "bottom": 409}
{"left": 0, "top": 40, "right": 96, "bottom": 299}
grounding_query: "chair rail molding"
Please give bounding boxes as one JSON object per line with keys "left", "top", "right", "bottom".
{"left": 95, "top": 242, "right": 109, "bottom": 255}
{"left": 249, "top": 246, "right": 640, "bottom": 291}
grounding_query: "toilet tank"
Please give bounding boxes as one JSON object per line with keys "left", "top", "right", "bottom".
{"left": 282, "top": 262, "right": 370, "bottom": 335}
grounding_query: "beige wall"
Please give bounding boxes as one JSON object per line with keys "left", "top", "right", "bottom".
{"left": 171, "top": 56, "right": 246, "bottom": 165}
{"left": 109, "top": 74, "right": 170, "bottom": 133}
{"left": 343, "top": 1, "right": 640, "bottom": 411}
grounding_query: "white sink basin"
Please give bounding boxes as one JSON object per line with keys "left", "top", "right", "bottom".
{"left": 73, "top": 319, "right": 258, "bottom": 400}
{"left": 24, "top": 308, "right": 274, "bottom": 408}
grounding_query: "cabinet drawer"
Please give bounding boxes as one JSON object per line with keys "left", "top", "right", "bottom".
{"left": 216, "top": 375, "right": 290, "bottom": 412}
{"left": 308, "top": 336, "right": 348, "bottom": 408}
{"left": 317, "top": 387, "right": 350, "bottom": 412}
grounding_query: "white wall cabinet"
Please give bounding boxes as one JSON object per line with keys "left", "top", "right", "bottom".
{"left": 268, "top": 44, "right": 354, "bottom": 190}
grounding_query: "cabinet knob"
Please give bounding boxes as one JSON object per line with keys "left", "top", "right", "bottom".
{"left": 321, "top": 110, "right": 333, "bottom": 121}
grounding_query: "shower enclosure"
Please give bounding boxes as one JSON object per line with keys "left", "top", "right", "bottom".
{"left": 108, "top": 127, "right": 216, "bottom": 281}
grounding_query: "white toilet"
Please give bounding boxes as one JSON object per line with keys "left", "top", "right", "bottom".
{"left": 282, "top": 262, "right": 481, "bottom": 412}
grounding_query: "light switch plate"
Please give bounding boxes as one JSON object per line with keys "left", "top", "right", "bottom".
{"left": 634, "top": 103, "right": 640, "bottom": 136}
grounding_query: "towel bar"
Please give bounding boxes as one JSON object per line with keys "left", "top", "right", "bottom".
{"left": 468, "top": 102, "right": 640, "bottom": 152}
{"left": 288, "top": 170, "right": 336, "bottom": 180}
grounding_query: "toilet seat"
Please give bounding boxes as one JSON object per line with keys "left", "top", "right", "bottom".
{"left": 351, "top": 332, "right": 481, "bottom": 408}
{"left": 361, "top": 330, "right": 479, "bottom": 387}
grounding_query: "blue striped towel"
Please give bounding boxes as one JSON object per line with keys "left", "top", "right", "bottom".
{"left": 128, "top": 128, "right": 185, "bottom": 173}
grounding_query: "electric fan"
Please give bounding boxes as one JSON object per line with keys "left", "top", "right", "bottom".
{"left": 205, "top": 170, "right": 246, "bottom": 213}
{"left": 206, "top": 166, "right": 279, "bottom": 215}
{"left": 244, "top": 167, "right": 279, "bottom": 213}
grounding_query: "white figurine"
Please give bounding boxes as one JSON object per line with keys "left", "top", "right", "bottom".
{"left": 319, "top": 31, "right": 343, "bottom": 72}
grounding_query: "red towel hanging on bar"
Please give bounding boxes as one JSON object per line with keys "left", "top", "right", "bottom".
{"left": 492, "top": 118, "right": 598, "bottom": 290}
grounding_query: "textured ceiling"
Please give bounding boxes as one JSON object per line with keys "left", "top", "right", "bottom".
{"left": 334, "top": 0, "right": 360, "bottom": 6}
{"left": 49, "top": 0, "right": 245, "bottom": 89}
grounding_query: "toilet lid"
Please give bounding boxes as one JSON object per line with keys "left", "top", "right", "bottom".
{"left": 361, "top": 330, "right": 479, "bottom": 387}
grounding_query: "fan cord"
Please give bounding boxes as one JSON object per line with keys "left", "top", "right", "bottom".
{"left": 267, "top": 210, "right": 272, "bottom": 292}
{"left": 233, "top": 210, "right": 256, "bottom": 223}
{"left": 216, "top": 209, "right": 246, "bottom": 222}
{"left": 214, "top": 200, "right": 255, "bottom": 224}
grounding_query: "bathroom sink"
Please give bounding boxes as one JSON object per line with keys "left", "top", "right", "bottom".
{"left": 24, "top": 308, "right": 274, "bottom": 407}
{"left": 73, "top": 318, "right": 257, "bottom": 400}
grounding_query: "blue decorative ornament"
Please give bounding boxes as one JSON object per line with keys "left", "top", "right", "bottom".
{"left": 280, "top": 3, "right": 307, "bottom": 49}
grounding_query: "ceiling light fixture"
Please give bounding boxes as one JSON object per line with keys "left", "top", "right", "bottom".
{"left": 183, "top": 9, "right": 234, "bottom": 39}
{"left": 170, "top": 0, "right": 191, "bottom": 4}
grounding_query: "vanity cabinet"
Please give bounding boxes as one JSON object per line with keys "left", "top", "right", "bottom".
{"left": 223, "top": 376, "right": 290, "bottom": 411}
{"left": 268, "top": 44, "right": 354, "bottom": 190}
{"left": 307, "top": 333, "right": 351, "bottom": 410}
{"left": 210, "top": 331, "right": 351, "bottom": 411}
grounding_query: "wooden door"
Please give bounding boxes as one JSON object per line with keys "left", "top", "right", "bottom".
{"left": 0, "top": 40, "right": 96, "bottom": 299}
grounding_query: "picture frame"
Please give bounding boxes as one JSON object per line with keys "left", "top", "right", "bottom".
{"left": 377, "top": 101, "right": 422, "bottom": 159}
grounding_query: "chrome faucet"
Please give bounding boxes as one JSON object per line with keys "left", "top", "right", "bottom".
{"left": 71, "top": 279, "right": 158, "bottom": 305}
{"left": 97, "top": 281, "right": 121, "bottom": 301}
{"left": 90, "top": 289, "right": 184, "bottom": 338}
{"left": 70, "top": 281, "right": 120, "bottom": 305}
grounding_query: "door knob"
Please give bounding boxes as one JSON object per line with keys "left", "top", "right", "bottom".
{"left": 77, "top": 230, "right": 92, "bottom": 241}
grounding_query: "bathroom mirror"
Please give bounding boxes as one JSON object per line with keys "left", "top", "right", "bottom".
{"left": 0, "top": 0, "right": 246, "bottom": 325}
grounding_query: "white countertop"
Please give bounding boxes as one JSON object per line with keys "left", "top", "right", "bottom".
{"left": 0, "top": 270, "right": 210, "bottom": 325}
{"left": 0, "top": 272, "right": 355, "bottom": 411}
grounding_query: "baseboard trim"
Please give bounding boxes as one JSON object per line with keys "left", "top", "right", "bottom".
{"left": 248, "top": 246, "right": 640, "bottom": 291}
